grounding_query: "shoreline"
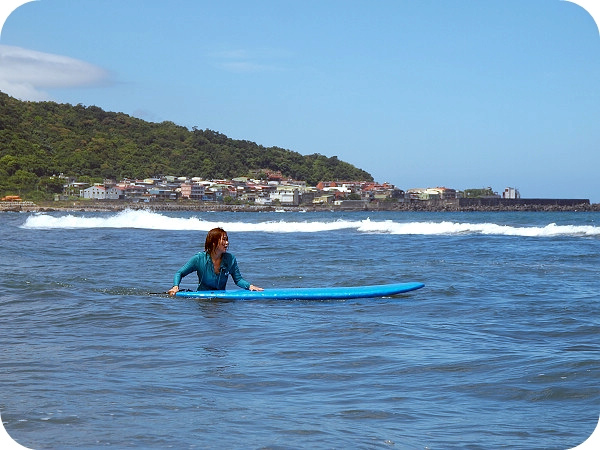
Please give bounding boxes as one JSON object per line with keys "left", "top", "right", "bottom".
{"left": 2, "top": 200, "right": 599, "bottom": 213}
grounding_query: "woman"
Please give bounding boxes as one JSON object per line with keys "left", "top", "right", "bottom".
{"left": 168, "top": 227, "right": 263, "bottom": 296}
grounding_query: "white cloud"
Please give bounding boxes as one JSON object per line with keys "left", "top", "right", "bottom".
{"left": 0, "top": 45, "right": 110, "bottom": 100}
{"left": 215, "top": 60, "right": 282, "bottom": 73}
{"left": 209, "top": 48, "right": 288, "bottom": 73}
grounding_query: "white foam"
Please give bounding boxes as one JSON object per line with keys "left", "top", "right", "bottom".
{"left": 358, "top": 220, "right": 599, "bottom": 237}
{"left": 21, "top": 209, "right": 600, "bottom": 237}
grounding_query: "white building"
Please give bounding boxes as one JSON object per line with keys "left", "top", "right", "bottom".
{"left": 80, "top": 185, "right": 123, "bottom": 200}
{"left": 270, "top": 187, "right": 299, "bottom": 206}
{"left": 503, "top": 187, "right": 520, "bottom": 199}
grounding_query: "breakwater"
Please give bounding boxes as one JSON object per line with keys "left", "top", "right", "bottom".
{"left": 411, "top": 198, "right": 594, "bottom": 212}
{"left": 1, "top": 198, "right": 597, "bottom": 213}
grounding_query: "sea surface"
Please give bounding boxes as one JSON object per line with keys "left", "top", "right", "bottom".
{"left": 1, "top": 209, "right": 599, "bottom": 449}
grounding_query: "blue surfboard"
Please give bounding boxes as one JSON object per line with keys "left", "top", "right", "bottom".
{"left": 175, "top": 282, "right": 424, "bottom": 300}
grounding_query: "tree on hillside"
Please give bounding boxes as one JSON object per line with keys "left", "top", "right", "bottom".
{"left": 0, "top": 91, "right": 374, "bottom": 199}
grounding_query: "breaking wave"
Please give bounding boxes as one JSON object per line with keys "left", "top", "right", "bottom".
{"left": 21, "top": 209, "right": 600, "bottom": 237}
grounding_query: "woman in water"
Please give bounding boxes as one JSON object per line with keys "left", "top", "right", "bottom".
{"left": 168, "top": 227, "right": 263, "bottom": 296}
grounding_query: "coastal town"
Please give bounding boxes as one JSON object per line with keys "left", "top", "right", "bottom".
{"left": 2, "top": 170, "right": 594, "bottom": 212}
{"left": 50, "top": 170, "right": 517, "bottom": 206}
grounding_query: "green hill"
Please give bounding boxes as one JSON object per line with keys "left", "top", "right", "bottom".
{"left": 0, "top": 91, "right": 373, "bottom": 200}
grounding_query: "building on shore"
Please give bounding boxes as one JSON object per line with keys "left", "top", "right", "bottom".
{"left": 270, "top": 186, "right": 300, "bottom": 206}
{"left": 180, "top": 181, "right": 205, "bottom": 200}
{"left": 503, "top": 187, "right": 520, "bottom": 199}
{"left": 81, "top": 185, "right": 123, "bottom": 200}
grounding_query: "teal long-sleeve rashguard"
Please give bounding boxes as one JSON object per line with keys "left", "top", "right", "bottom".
{"left": 173, "top": 251, "right": 251, "bottom": 291}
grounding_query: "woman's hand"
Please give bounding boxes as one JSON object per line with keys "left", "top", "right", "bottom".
{"left": 167, "top": 286, "right": 180, "bottom": 296}
{"left": 249, "top": 284, "right": 264, "bottom": 291}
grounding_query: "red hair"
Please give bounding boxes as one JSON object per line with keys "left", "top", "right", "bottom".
{"left": 205, "top": 227, "right": 227, "bottom": 254}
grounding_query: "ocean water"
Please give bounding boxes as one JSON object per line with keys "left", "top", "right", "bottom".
{"left": 1, "top": 209, "right": 598, "bottom": 449}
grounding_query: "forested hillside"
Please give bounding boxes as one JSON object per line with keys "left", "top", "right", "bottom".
{"left": 0, "top": 91, "right": 372, "bottom": 199}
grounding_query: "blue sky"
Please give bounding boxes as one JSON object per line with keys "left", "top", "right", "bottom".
{"left": 0, "top": 0, "right": 599, "bottom": 201}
